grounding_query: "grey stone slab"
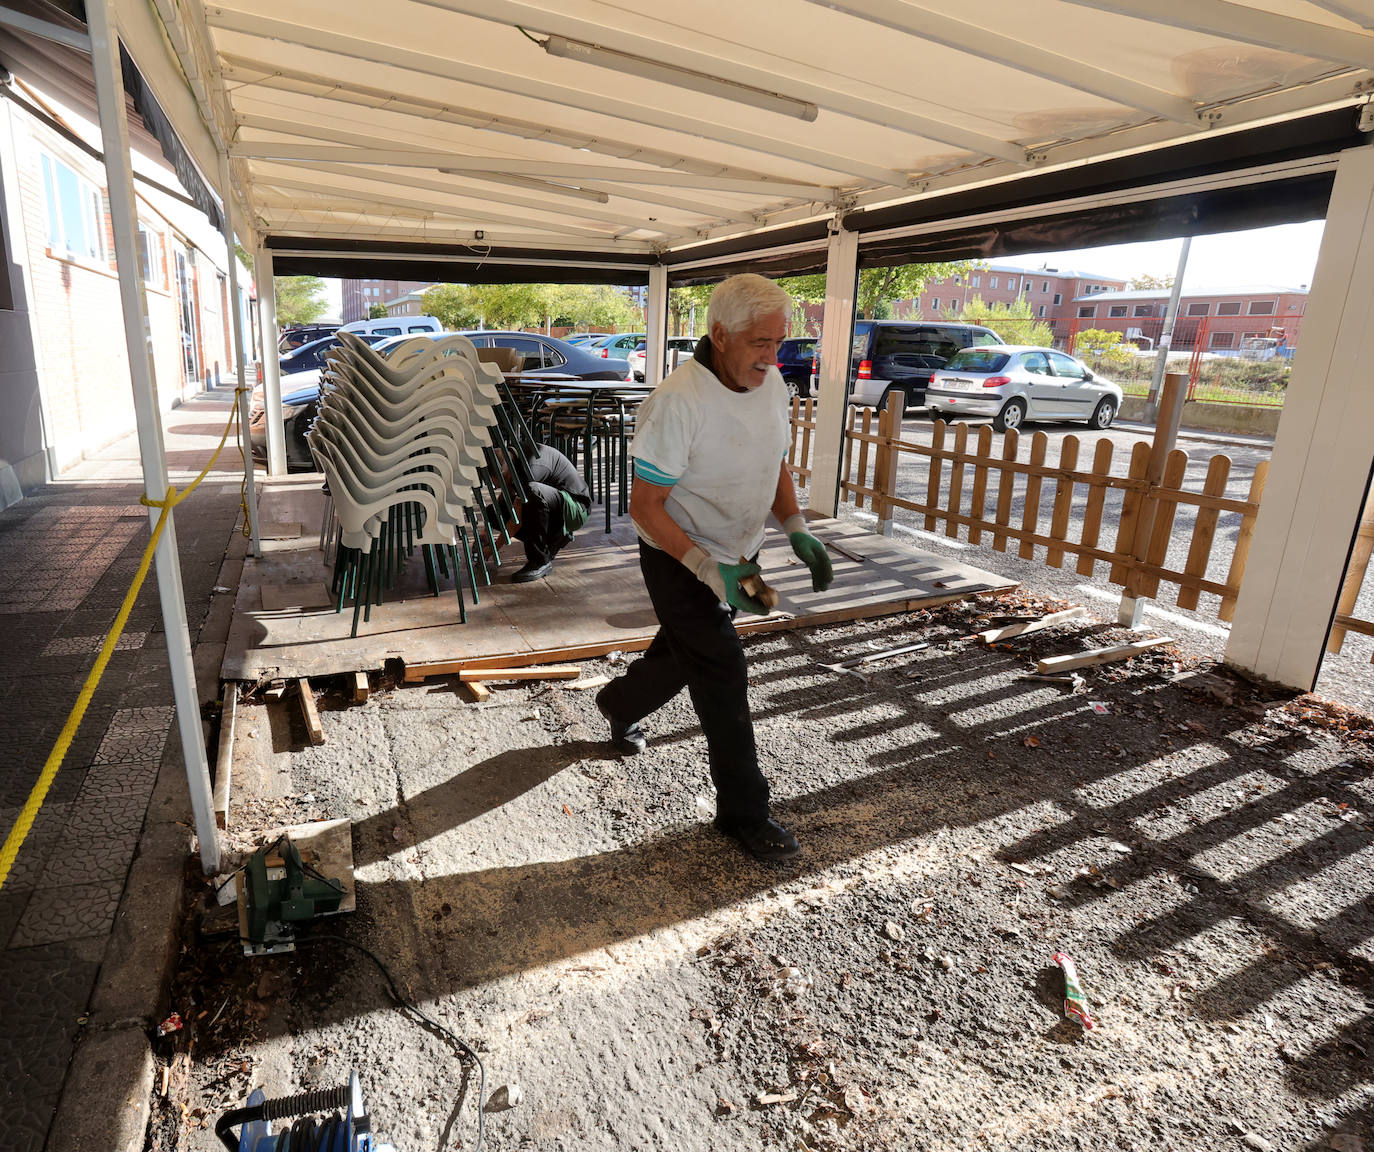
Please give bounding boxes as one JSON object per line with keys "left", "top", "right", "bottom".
{"left": 8, "top": 879, "right": 123, "bottom": 947}
{"left": 93, "top": 730, "right": 169, "bottom": 766}
{"left": 40, "top": 835, "right": 139, "bottom": 886}
{"left": 79, "top": 759, "right": 160, "bottom": 798}
{"left": 63, "top": 789, "right": 150, "bottom": 841}
{"left": 47, "top": 1027, "right": 155, "bottom": 1152}
{"left": 0, "top": 888, "right": 29, "bottom": 949}
{"left": 0, "top": 804, "right": 69, "bottom": 889}
{"left": 0, "top": 940, "right": 101, "bottom": 1152}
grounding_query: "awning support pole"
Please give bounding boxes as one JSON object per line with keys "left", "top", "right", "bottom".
{"left": 1225, "top": 143, "right": 1374, "bottom": 691}
{"left": 645, "top": 264, "right": 668, "bottom": 386}
{"left": 809, "top": 221, "right": 859, "bottom": 518}
{"left": 255, "top": 242, "right": 286, "bottom": 474}
{"left": 217, "top": 152, "right": 260, "bottom": 555}
{"left": 87, "top": 0, "right": 219, "bottom": 872}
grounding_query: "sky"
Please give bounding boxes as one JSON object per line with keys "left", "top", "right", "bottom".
{"left": 315, "top": 219, "right": 1328, "bottom": 319}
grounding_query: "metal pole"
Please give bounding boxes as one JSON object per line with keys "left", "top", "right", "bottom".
{"left": 255, "top": 242, "right": 286, "bottom": 474}
{"left": 645, "top": 264, "right": 668, "bottom": 386}
{"left": 1144, "top": 237, "right": 1191, "bottom": 421}
{"left": 86, "top": 0, "right": 219, "bottom": 873}
{"left": 217, "top": 153, "right": 261, "bottom": 554}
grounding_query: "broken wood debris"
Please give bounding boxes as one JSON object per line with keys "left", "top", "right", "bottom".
{"left": 817, "top": 640, "right": 929, "bottom": 674}
{"left": 739, "top": 567, "right": 780, "bottom": 611}
{"left": 213, "top": 686, "right": 237, "bottom": 830}
{"left": 1037, "top": 637, "right": 1176, "bottom": 675}
{"left": 351, "top": 672, "right": 369, "bottom": 703}
{"left": 1018, "top": 672, "right": 1087, "bottom": 690}
{"left": 297, "top": 677, "right": 325, "bottom": 745}
{"left": 976, "top": 606, "right": 1088, "bottom": 645}
{"left": 263, "top": 679, "right": 287, "bottom": 701}
{"left": 458, "top": 664, "right": 582, "bottom": 682}
{"left": 564, "top": 674, "right": 611, "bottom": 691}
{"left": 464, "top": 681, "right": 491, "bottom": 703}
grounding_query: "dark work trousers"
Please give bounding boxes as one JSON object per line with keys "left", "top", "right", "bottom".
{"left": 513, "top": 482, "right": 572, "bottom": 566}
{"left": 598, "top": 540, "right": 769, "bottom": 826}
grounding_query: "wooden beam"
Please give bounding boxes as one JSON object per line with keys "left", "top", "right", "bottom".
{"left": 458, "top": 664, "right": 582, "bottom": 682}
{"left": 213, "top": 686, "right": 237, "bottom": 830}
{"left": 1036, "top": 637, "right": 1176, "bottom": 674}
{"left": 298, "top": 677, "right": 325, "bottom": 744}
{"left": 464, "top": 681, "right": 492, "bottom": 703}
{"left": 352, "top": 672, "right": 370, "bottom": 703}
{"left": 977, "top": 606, "right": 1089, "bottom": 644}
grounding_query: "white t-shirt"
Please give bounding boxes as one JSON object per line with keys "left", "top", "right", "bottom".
{"left": 630, "top": 353, "right": 790, "bottom": 561}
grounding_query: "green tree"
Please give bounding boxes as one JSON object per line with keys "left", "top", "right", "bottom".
{"left": 1130, "top": 273, "right": 1174, "bottom": 290}
{"left": 274, "top": 275, "right": 327, "bottom": 326}
{"left": 667, "top": 284, "right": 714, "bottom": 337}
{"left": 946, "top": 294, "right": 1054, "bottom": 345}
{"left": 1073, "top": 327, "right": 1137, "bottom": 372}
{"left": 549, "top": 284, "right": 641, "bottom": 331}
{"left": 779, "top": 261, "right": 976, "bottom": 321}
{"left": 422, "top": 284, "right": 483, "bottom": 330}
{"left": 368, "top": 303, "right": 389, "bottom": 319}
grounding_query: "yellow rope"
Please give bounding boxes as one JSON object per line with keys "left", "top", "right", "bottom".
{"left": 0, "top": 388, "right": 250, "bottom": 891}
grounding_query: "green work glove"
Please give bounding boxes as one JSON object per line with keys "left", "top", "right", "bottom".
{"left": 682, "top": 545, "right": 768, "bottom": 615}
{"left": 782, "top": 514, "right": 834, "bottom": 592}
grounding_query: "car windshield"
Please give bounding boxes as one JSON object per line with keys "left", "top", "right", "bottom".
{"left": 944, "top": 349, "right": 1010, "bottom": 372}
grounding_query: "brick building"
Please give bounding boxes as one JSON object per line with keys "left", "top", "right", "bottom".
{"left": 0, "top": 25, "right": 252, "bottom": 506}
{"left": 1065, "top": 286, "right": 1308, "bottom": 352}
{"left": 341, "top": 277, "right": 433, "bottom": 322}
{"left": 902, "top": 261, "right": 1128, "bottom": 323}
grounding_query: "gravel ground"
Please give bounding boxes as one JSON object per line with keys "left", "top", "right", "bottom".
{"left": 151, "top": 581, "right": 1374, "bottom": 1152}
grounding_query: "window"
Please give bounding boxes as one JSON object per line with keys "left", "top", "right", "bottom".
{"left": 1108, "top": 305, "right": 1128, "bottom": 317}
{"left": 1048, "top": 351, "right": 1085, "bottom": 378}
{"left": 1038, "top": 305, "right": 1046, "bottom": 317}
{"left": 41, "top": 154, "right": 108, "bottom": 265}
{"left": 971, "top": 276, "right": 980, "bottom": 288}
{"left": 1133, "top": 305, "right": 1153, "bottom": 317}
{"left": 1187, "top": 302, "right": 1210, "bottom": 316}
{"left": 989, "top": 277, "right": 998, "bottom": 289}
{"left": 1249, "top": 300, "right": 1276, "bottom": 315}
{"left": 951, "top": 276, "right": 960, "bottom": 285}
{"left": 1053, "top": 293, "right": 1062, "bottom": 306}
{"left": 137, "top": 221, "right": 165, "bottom": 288}
{"left": 930, "top": 298, "right": 940, "bottom": 310}
{"left": 1217, "top": 302, "right": 1242, "bottom": 316}
{"left": 1022, "top": 351, "right": 1051, "bottom": 375}
{"left": 1078, "top": 306, "right": 1095, "bottom": 318}
{"left": 1210, "top": 331, "right": 1235, "bottom": 348}
{"left": 1041, "top": 281, "right": 1049, "bottom": 292}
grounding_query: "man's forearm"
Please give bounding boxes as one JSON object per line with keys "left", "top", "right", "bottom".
{"left": 771, "top": 461, "right": 802, "bottom": 525}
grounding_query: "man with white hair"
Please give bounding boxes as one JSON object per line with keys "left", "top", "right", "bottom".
{"left": 595, "top": 274, "right": 833, "bottom": 861}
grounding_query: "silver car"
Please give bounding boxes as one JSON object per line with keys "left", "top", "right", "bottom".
{"left": 926, "top": 346, "right": 1124, "bottom": 432}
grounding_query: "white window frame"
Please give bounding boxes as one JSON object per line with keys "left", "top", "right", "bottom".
{"left": 989, "top": 276, "right": 998, "bottom": 289}
{"left": 137, "top": 219, "right": 166, "bottom": 290}
{"left": 40, "top": 152, "right": 108, "bottom": 267}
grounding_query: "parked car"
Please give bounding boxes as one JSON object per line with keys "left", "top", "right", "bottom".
{"left": 926, "top": 346, "right": 1123, "bottom": 432}
{"left": 777, "top": 336, "right": 817, "bottom": 396}
{"left": 278, "top": 332, "right": 384, "bottom": 377}
{"left": 585, "top": 332, "right": 645, "bottom": 361}
{"left": 278, "top": 323, "right": 337, "bottom": 354}
{"left": 809, "top": 320, "right": 1005, "bottom": 407}
{"left": 338, "top": 314, "right": 444, "bottom": 339}
{"left": 457, "top": 331, "right": 633, "bottom": 381}
{"left": 627, "top": 336, "right": 697, "bottom": 381}
{"left": 561, "top": 333, "right": 602, "bottom": 346}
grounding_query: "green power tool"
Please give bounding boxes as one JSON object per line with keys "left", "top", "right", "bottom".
{"left": 240, "top": 834, "right": 344, "bottom": 955}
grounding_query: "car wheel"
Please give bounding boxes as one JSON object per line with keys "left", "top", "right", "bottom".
{"left": 796, "top": 378, "right": 811, "bottom": 399}
{"left": 993, "top": 398, "right": 1026, "bottom": 433}
{"left": 1090, "top": 397, "right": 1117, "bottom": 429}
{"left": 785, "top": 379, "right": 800, "bottom": 399}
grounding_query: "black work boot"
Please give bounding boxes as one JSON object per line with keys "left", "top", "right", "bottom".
{"left": 595, "top": 689, "right": 647, "bottom": 754}
{"left": 713, "top": 816, "right": 801, "bottom": 861}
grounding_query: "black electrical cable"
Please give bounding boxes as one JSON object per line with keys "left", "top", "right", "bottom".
{"left": 235, "top": 933, "right": 485, "bottom": 1152}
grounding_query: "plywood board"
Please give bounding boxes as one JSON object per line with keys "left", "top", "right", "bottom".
{"left": 261, "top": 582, "right": 333, "bottom": 611}
{"left": 223, "top": 476, "right": 1016, "bottom": 681}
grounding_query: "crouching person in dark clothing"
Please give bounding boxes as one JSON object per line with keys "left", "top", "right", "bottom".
{"left": 507, "top": 444, "right": 592, "bottom": 582}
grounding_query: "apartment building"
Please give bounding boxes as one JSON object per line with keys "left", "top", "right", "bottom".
{"left": 901, "top": 262, "right": 1128, "bottom": 322}
{"left": 1067, "top": 286, "right": 1308, "bottom": 352}
{"left": 341, "top": 277, "right": 433, "bottom": 322}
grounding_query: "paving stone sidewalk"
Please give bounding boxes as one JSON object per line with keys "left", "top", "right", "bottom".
{"left": 0, "top": 384, "right": 250, "bottom": 1152}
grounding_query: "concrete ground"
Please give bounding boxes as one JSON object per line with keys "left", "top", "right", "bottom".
{"left": 0, "top": 385, "right": 247, "bottom": 1152}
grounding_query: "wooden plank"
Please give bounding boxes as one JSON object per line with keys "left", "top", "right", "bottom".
{"left": 855, "top": 409, "right": 874, "bottom": 510}
{"left": 1076, "top": 438, "right": 1115, "bottom": 577}
{"left": 1176, "top": 454, "right": 1232, "bottom": 611}
{"left": 992, "top": 428, "right": 1019, "bottom": 553}
{"left": 213, "top": 685, "right": 237, "bottom": 830}
{"left": 841, "top": 407, "right": 858, "bottom": 504}
{"left": 351, "top": 671, "right": 370, "bottom": 703}
{"left": 261, "top": 582, "right": 333, "bottom": 611}
{"left": 1109, "top": 441, "right": 1152, "bottom": 585}
{"left": 1134, "top": 448, "right": 1190, "bottom": 599}
{"left": 799, "top": 398, "right": 814, "bottom": 488}
{"left": 1327, "top": 486, "right": 1374, "bottom": 653}
{"left": 564, "top": 674, "right": 611, "bottom": 691}
{"left": 459, "top": 664, "right": 582, "bottom": 681}
{"left": 464, "top": 680, "right": 492, "bottom": 703}
{"left": 1018, "top": 431, "right": 1048, "bottom": 561}
{"left": 1046, "top": 434, "right": 1079, "bottom": 568}
{"left": 1037, "top": 636, "right": 1176, "bottom": 674}
{"left": 298, "top": 677, "right": 325, "bottom": 745}
{"left": 968, "top": 425, "right": 992, "bottom": 545}
{"left": 947, "top": 423, "right": 968, "bottom": 540}
{"left": 404, "top": 636, "right": 655, "bottom": 680}
{"left": 924, "top": 419, "right": 945, "bottom": 532}
{"left": 976, "top": 606, "right": 1088, "bottom": 644}
{"left": 1219, "top": 460, "right": 1269, "bottom": 623}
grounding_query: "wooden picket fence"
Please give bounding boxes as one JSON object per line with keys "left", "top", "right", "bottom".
{"left": 786, "top": 393, "right": 1270, "bottom": 621}
{"left": 1328, "top": 487, "right": 1374, "bottom": 661}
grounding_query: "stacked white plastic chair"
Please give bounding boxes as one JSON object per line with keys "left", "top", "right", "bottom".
{"left": 308, "top": 332, "right": 538, "bottom": 635}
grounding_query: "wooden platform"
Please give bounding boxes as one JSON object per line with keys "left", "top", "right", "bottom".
{"left": 221, "top": 475, "right": 1017, "bottom": 682}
